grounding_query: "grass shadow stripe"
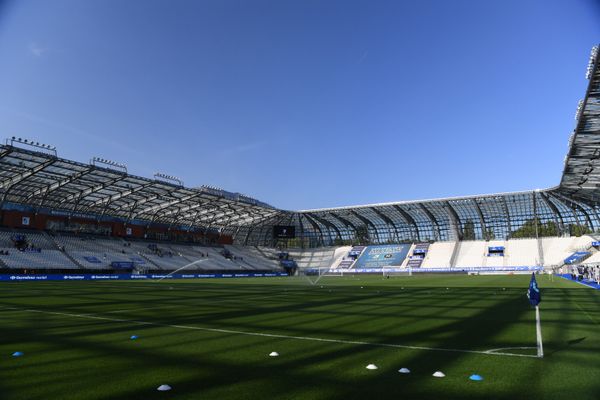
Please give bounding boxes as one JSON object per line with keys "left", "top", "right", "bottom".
{"left": 4, "top": 305, "right": 539, "bottom": 359}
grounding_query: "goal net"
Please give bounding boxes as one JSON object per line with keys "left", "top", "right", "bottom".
{"left": 297, "top": 267, "right": 345, "bottom": 285}
{"left": 382, "top": 266, "right": 413, "bottom": 277}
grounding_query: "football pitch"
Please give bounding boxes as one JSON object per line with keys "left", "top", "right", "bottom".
{"left": 0, "top": 274, "right": 598, "bottom": 400}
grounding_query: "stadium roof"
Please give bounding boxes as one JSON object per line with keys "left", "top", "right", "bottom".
{"left": 279, "top": 45, "right": 600, "bottom": 247}
{"left": 559, "top": 45, "right": 600, "bottom": 201}
{"left": 1, "top": 45, "right": 599, "bottom": 246}
{"left": 0, "top": 141, "right": 282, "bottom": 230}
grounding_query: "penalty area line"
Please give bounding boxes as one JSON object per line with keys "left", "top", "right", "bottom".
{"left": 0, "top": 306, "right": 538, "bottom": 359}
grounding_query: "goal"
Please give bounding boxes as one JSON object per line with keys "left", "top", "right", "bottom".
{"left": 382, "top": 266, "right": 413, "bottom": 277}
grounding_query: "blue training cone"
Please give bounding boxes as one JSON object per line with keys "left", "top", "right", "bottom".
{"left": 469, "top": 374, "right": 483, "bottom": 381}
{"left": 130, "top": 335, "right": 138, "bottom": 340}
{"left": 12, "top": 351, "right": 23, "bottom": 357}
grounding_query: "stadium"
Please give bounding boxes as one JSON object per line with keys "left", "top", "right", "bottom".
{"left": 0, "top": 45, "right": 598, "bottom": 399}
{"left": 2, "top": 46, "right": 600, "bottom": 279}
{"left": 1, "top": 1, "right": 600, "bottom": 398}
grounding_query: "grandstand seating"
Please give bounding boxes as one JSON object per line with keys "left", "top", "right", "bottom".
{"left": 195, "top": 246, "right": 252, "bottom": 271}
{"left": 225, "top": 245, "right": 282, "bottom": 270}
{"left": 454, "top": 240, "right": 488, "bottom": 267}
{"left": 0, "top": 229, "right": 56, "bottom": 250}
{"left": 406, "top": 243, "right": 429, "bottom": 268}
{"left": 581, "top": 249, "right": 600, "bottom": 264}
{"left": 0, "top": 248, "right": 79, "bottom": 269}
{"left": 335, "top": 246, "right": 365, "bottom": 269}
{"left": 1, "top": 226, "right": 599, "bottom": 273}
{"left": 484, "top": 241, "right": 505, "bottom": 268}
{"left": 0, "top": 229, "right": 284, "bottom": 272}
{"left": 331, "top": 246, "right": 352, "bottom": 269}
{"left": 68, "top": 251, "right": 136, "bottom": 270}
{"left": 421, "top": 241, "right": 456, "bottom": 268}
{"left": 503, "top": 239, "right": 539, "bottom": 266}
{"left": 287, "top": 247, "right": 346, "bottom": 270}
{"left": 541, "top": 236, "right": 593, "bottom": 266}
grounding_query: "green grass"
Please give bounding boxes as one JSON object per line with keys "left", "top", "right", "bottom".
{"left": 0, "top": 274, "right": 599, "bottom": 400}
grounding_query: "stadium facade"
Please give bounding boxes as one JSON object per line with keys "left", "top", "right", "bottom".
{"left": 0, "top": 45, "right": 599, "bottom": 251}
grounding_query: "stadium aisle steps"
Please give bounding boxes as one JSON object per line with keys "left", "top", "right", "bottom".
{"left": 338, "top": 245, "right": 366, "bottom": 269}
{"left": 406, "top": 243, "right": 430, "bottom": 268}
{"left": 46, "top": 232, "right": 86, "bottom": 269}
{"left": 449, "top": 241, "right": 461, "bottom": 267}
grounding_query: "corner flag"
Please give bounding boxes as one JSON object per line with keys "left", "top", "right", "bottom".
{"left": 527, "top": 273, "right": 541, "bottom": 306}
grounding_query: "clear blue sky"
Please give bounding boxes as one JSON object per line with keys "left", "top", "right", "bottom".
{"left": 0, "top": 0, "right": 599, "bottom": 211}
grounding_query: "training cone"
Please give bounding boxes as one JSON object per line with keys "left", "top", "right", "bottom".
{"left": 269, "top": 352, "right": 279, "bottom": 357}
{"left": 12, "top": 352, "right": 23, "bottom": 357}
{"left": 398, "top": 368, "right": 411, "bottom": 374}
{"left": 432, "top": 371, "right": 445, "bottom": 378}
{"left": 157, "top": 384, "right": 171, "bottom": 391}
{"left": 469, "top": 374, "right": 483, "bottom": 381}
{"left": 366, "top": 364, "right": 378, "bottom": 370}
{"left": 130, "top": 335, "right": 138, "bottom": 340}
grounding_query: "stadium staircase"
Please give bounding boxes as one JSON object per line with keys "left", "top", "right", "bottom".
{"left": 563, "top": 251, "right": 592, "bottom": 265}
{"left": 406, "top": 243, "right": 429, "bottom": 268}
{"left": 337, "top": 245, "right": 366, "bottom": 269}
{"left": 449, "top": 241, "right": 461, "bottom": 268}
{"left": 46, "top": 231, "right": 86, "bottom": 269}
{"left": 255, "top": 246, "right": 275, "bottom": 260}
{"left": 0, "top": 256, "right": 8, "bottom": 269}
{"left": 135, "top": 252, "right": 162, "bottom": 270}
{"left": 553, "top": 236, "right": 598, "bottom": 269}
{"left": 537, "top": 237, "right": 545, "bottom": 266}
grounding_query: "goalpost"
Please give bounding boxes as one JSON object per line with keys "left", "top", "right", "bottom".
{"left": 297, "top": 265, "right": 415, "bottom": 284}
{"left": 323, "top": 267, "right": 345, "bottom": 277}
{"left": 296, "top": 267, "right": 346, "bottom": 285}
{"left": 382, "top": 266, "right": 412, "bottom": 278}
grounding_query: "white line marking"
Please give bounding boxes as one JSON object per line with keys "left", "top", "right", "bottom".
{"left": 536, "top": 305, "right": 544, "bottom": 358}
{"left": 103, "top": 308, "right": 144, "bottom": 314}
{"left": 0, "top": 306, "right": 538, "bottom": 358}
{"left": 484, "top": 346, "right": 536, "bottom": 354}
{"left": 103, "top": 303, "right": 206, "bottom": 314}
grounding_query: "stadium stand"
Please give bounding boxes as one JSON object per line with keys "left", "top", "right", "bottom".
{"left": 287, "top": 247, "right": 339, "bottom": 270}
{"left": 0, "top": 248, "right": 78, "bottom": 270}
{"left": 0, "top": 45, "right": 599, "bottom": 278}
{"left": 454, "top": 241, "right": 488, "bottom": 268}
{"left": 503, "top": 239, "right": 539, "bottom": 267}
{"left": 541, "top": 236, "right": 593, "bottom": 266}
{"left": 484, "top": 241, "right": 506, "bottom": 268}
{"left": 329, "top": 246, "right": 352, "bottom": 269}
{"left": 225, "top": 245, "right": 282, "bottom": 270}
{"left": 335, "top": 246, "right": 365, "bottom": 269}
{"left": 1, "top": 228, "right": 600, "bottom": 274}
{"left": 406, "top": 243, "right": 429, "bottom": 268}
{"left": 421, "top": 241, "right": 456, "bottom": 268}
{"left": 580, "top": 249, "right": 600, "bottom": 264}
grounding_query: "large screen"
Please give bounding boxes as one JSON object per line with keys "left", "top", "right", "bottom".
{"left": 273, "top": 225, "right": 295, "bottom": 239}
